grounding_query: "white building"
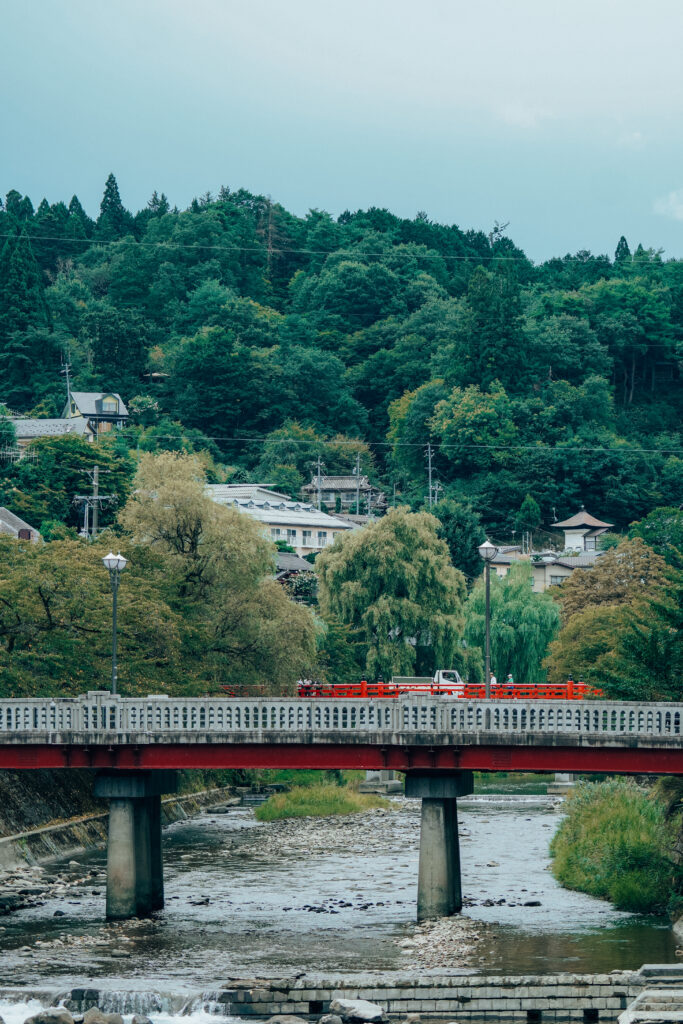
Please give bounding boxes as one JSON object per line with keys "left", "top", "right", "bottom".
{"left": 205, "top": 484, "right": 354, "bottom": 557}
{"left": 491, "top": 548, "right": 604, "bottom": 593}
{"left": 551, "top": 507, "right": 613, "bottom": 552}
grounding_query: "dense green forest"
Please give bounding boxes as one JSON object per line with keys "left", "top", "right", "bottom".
{"left": 0, "top": 174, "right": 681, "bottom": 536}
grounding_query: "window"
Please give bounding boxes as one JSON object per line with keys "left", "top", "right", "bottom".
{"left": 286, "top": 529, "right": 297, "bottom": 542}
{"left": 302, "top": 530, "right": 312, "bottom": 545}
{"left": 584, "top": 537, "right": 596, "bottom": 550}
{"left": 270, "top": 528, "right": 281, "bottom": 539}
{"left": 550, "top": 575, "right": 565, "bottom": 586}
{"left": 324, "top": 491, "right": 336, "bottom": 503}
{"left": 317, "top": 530, "right": 327, "bottom": 547}
{"left": 102, "top": 398, "right": 118, "bottom": 413}
{"left": 17, "top": 529, "right": 31, "bottom": 540}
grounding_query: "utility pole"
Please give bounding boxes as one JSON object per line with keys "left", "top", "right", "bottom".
{"left": 92, "top": 465, "right": 100, "bottom": 536}
{"left": 316, "top": 455, "right": 323, "bottom": 511}
{"left": 426, "top": 442, "right": 433, "bottom": 509}
{"left": 432, "top": 481, "right": 443, "bottom": 506}
{"left": 355, "top": 451, "right": 361, "bottom": 515}
{"left": 61, "top": 355, "right": 72, "bottom": 412}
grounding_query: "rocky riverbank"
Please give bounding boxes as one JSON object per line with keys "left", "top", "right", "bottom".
{"left": 0, "top": 788, "right": 239, "bottom": 913}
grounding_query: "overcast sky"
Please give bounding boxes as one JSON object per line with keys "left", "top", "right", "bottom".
{"left": 3, "top": 0, "right": 683, "bottom": 261}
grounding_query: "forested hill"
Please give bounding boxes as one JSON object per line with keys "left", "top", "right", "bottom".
{"left": 0, "top": 174, "right": 681, "bottom": 535}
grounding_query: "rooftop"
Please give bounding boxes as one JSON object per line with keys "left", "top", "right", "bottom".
{"left": 12, "top": 417, "right": 91, "bottom": 439}
{"left": 275, "top": 552, "right": 314, "bottom": 574}
{"left": 302, "top": 475, "right": 373, "bottom": 490}
{"left": 0, "top": 507, "right": 40, "bottom": 538}
{"left": 67, "top": 392, "right": 129, "bottom": 418}
{"left": 552, "top": 507, "right": 613, "bottom": 529}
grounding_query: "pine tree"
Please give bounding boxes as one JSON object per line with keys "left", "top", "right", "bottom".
{"left": 614, "top": 236, "right": 631, "bottom": 263}
{"left": 0, "top": 231, "right": 51, "bottom": 409}
{"left": 96, "top": 173, "right": 132, "bottom": 240}
{"left": 0, "top": 231, "right": 48, "bottom": 336}
{"left": 67, "top": 195, "right": 94, "bottom": 238}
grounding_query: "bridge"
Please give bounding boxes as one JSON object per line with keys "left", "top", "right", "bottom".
{"left": 1, "top": 691, "right": 681, "bottom": 924}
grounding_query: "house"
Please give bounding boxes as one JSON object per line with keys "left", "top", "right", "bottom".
{"left": 491, "top": 545, "right": 604, "bottom": 593}
{"left": 0, "top": 507, "right": 41, "bottom": 543}
{"left": 301, "top": 474, "right": 387, "bottom": 513}
{"left": 12, "top": 416, "right": 94, "bottom": 450}
{"left": 205, "top": 484, "right": 355, "bottom": 557}
{"left": 551, "top": 507, "right": 613, "bottom": 552}
{"left": 63, "top": 392, "right": 129, "bottom": 435}
{"left": 274, "top": 551, "right": 316, "bottom": 582}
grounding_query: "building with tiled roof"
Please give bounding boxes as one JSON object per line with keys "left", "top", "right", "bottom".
{"left": 301, "top": 474, "right": 387, "bottom": 513}
{"left": 63, "top": 392, "right": 128, "bottom": 436}
{"left": 0, "top": 507, "right": 41, "bottom": 543}
{"left": 12, "top": 416, "right": 94, "bottom": 449}
{"left": 205, "top": 484, "right": 355, "bottom": 557}
{"left": 551, "top": 506, "right": 613, "bottom": 552}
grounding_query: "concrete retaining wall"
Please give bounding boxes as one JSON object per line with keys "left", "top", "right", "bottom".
{"left": 0, "top": 786, "right": 236, "bottom": 870}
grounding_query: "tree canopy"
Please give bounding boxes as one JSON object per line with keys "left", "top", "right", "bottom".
{"left": 316, "top": 507, "right": 466, "bottom": 679}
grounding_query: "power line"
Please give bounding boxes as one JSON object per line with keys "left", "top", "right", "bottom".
{"left": 0, "top": 231, "right": 672, "bottom": 268}
{"left": 114, "top": 430, "right": 683, "bottom": 455}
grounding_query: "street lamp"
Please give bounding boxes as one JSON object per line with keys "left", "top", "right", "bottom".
{"left": 102, "top": 551, "right": 127, "bottom": 696}
{"left": 478, "top": 539, "right": 498, "bottom": 699}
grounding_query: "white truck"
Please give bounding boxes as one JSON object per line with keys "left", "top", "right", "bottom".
{"left": 390, "top": 669, "right": 466, "bottom": 694}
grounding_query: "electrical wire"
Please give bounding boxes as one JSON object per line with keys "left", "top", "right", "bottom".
{"left": 0, "top": 230, "right": 672, "bottom": 267}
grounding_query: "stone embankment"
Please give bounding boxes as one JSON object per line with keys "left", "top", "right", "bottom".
{"left": 0, "top": 786, "right": 238, "bottom": 913}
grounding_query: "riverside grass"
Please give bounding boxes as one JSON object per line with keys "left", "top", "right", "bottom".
{"left": 254, "top": 783, "right": 390, "bottom": 821}
{"left": 550, "top": 778, "right": 679, "bottom": 913}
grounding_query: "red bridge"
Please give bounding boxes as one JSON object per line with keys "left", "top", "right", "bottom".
{"left": 1, "top": 691, "right": 681, "bottom": 925}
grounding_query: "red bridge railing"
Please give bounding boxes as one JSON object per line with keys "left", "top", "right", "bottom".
{"left": 293, "top": 680, "right": 602, "bottom": 700}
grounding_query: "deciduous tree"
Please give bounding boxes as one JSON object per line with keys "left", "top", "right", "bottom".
{"left": 316, "top": 507, "right": 466, "bottom": 679}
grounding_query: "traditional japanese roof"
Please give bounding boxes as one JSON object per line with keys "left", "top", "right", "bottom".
{"left": 0, "top": 507, "right": 40, "bottom": 540}
{"left": 12, "top": 417, "right": 91, "bottom": 439}
{"left": 67, "top": 392, "right": 129, "bottom": 418}
{"left": 552, "top": 507, "right": 613, "bottom": 529}
{"left": 302, "top": 475, "right": 372, "bottom": 491}
{"left": 275, "top": 552, "right": 314, "bottom": 574}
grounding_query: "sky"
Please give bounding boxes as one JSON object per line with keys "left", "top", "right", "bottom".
{"left": 3, "top": 0, "right": 683, "bottom": 261}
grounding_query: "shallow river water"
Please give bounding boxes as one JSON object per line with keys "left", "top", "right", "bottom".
{"left": 0, "top": 780, "right": 676, "bottom": 997}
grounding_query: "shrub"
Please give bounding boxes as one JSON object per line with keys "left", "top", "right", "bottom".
{"left": 254, "top": 783, "right": 390, "bottom": 821}
{"left": 550, "top": 778, "right": 678, "bottom": 913}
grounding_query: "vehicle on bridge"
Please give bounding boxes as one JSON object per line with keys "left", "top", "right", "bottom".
{"left": 295, "top": 672, "right": 602, "bottom": 700}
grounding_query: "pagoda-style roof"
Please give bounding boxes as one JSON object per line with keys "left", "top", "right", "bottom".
{"left": 552, "top": 507, "right": 613, "bottom": 529}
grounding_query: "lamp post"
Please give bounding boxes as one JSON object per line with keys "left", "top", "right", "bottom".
{"left": 102, "top": 551, "right": 127, "bottom": 696}
{"left": 478, "top": 539, "right": 498, "bottom": 699}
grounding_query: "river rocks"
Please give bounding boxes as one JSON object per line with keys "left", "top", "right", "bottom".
{"left": 25, "top": 1010, "right": 74, "bottom": 1024}
{"left": 329, "top": 999, "right": 387, "bottom": 1023}
{"left": 266, "top": 1016, "right": 309, "bottom": 1024}
{"left": 318, "top": 1014, "right": 343, "bottom": 1024}
{"left": 397, "top": 914, "right": 487, "bottom": 969}
{"left": 131, "top": 1017, "right": 154, "bottom": 1024}
{"left": 83, "top": 1008, "right": 123, "bottom": 1024}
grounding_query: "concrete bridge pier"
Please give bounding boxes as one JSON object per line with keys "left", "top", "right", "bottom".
{"left": 94, "top": 770, "right": 177, "bottom": 920}
{"left": 405, "top": 771, "right": 474, "bottom": 922}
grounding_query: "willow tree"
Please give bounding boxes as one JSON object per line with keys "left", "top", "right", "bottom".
{"left": 316, "top": 507, "right": 466, "bottom": 679}
{"left": 465, "top": 561, "right": 561, "bottom": 683}
{"left": 119, "top": 451, "right": 316, "bottom": 692}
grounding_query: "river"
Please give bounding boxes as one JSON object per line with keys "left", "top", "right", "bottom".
{"left": 0, "top": 778, "right": 676, "bottom": 1002}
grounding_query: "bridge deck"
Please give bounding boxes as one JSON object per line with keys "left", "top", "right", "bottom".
{"left": 0, "top": 693, "right": 680, "bottom": 773}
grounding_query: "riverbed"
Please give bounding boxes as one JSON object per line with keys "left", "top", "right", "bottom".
{"left": 0, "top": 782, "right": 676, "bottom": 993}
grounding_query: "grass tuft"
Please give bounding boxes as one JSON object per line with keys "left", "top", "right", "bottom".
{"left": 254, "top": 783, "right": 390, "bottom": 821}
{"left": 549, "top": 778, "right": 678, "bottom": 914}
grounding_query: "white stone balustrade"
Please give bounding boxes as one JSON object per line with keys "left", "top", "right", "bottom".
{"left": 0, "top": 693, "right": 679, "bottom": 744}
